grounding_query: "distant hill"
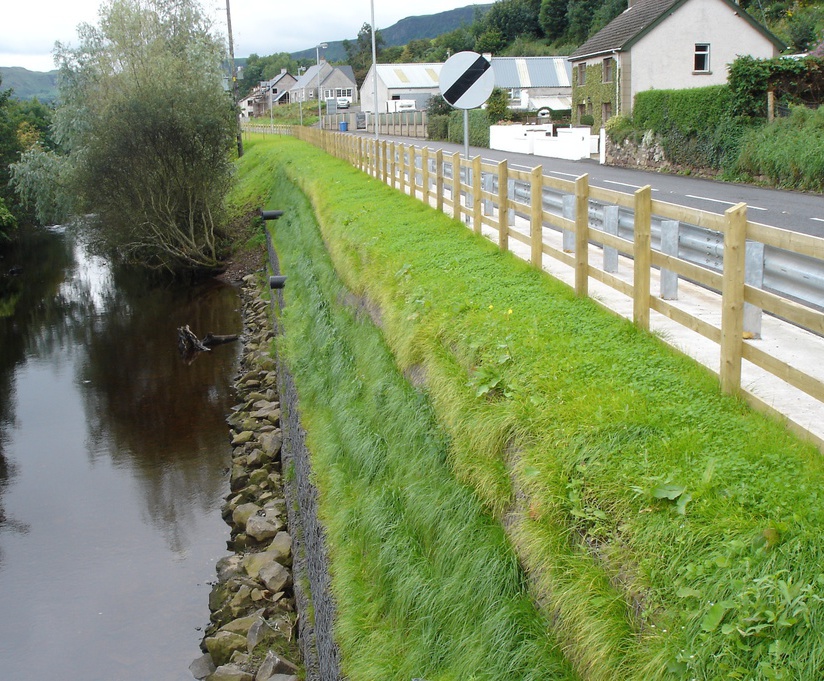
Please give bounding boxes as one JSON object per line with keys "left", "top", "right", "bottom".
{"left": 288, "top": 4, "right": 492, "bottom": 62}
{"left": 0, "top": 67, "right": 59, "bottom": 103}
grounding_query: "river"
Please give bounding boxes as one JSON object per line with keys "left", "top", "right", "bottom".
{"left": 0, "top": 226, "right": 240, "bottom": 680}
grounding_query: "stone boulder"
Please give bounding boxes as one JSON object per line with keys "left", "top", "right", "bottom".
{"left": 255, "top": 651, "right": 298, "bottom": 681}
{"left": 207, "top": 663, "right": 254, "bottom": 681}
{"left": 204, "top": 631, "right": 248, "bottom": 667}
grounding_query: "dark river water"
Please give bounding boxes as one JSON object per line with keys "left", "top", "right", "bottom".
{"left": 0, "top": 226, "right": 240, "bottom": 680}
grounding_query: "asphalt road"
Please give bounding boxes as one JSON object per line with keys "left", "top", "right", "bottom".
{"left": 372, "top": 134, "right": 824, "bottom": 237}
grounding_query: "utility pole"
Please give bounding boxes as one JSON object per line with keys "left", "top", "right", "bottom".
{"left": 226, "top": 0, "right": 243, "bottom": 157}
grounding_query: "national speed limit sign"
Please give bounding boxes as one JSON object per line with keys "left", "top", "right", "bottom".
{"left": 438, "top": 51, "right": 495, "bottom": 110}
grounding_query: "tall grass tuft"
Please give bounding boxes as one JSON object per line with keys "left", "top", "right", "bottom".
{"left": 263, "top": 149, "right": 576, "bottom": 680}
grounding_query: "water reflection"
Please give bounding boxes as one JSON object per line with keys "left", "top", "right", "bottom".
{"left": 0, "top": 226, "right": 241, "bottom": 679}
{"left": 79, "top": 267, "right": 240, "bottom": 552}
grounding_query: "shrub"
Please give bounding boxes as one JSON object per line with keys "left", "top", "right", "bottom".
{"left": 427, "top": 114, "right": 449, "bottom": 141}
{"left": 448, "top": 109, "right": 490, "bottom": 147}
{"left": 736, "top": 105, "right": 824, "bottom": 191}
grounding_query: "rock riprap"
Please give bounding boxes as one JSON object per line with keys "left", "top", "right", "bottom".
{"left": 191, "top": 274, "right": 300, "bottom": 681}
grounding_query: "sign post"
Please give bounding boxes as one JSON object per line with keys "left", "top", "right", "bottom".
{"left": 438, "top": 51, "right": 495, "bottom": 158}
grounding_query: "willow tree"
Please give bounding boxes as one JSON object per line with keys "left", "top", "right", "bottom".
{"left": 14, "top": 0, "right": 236, "bottom": 273}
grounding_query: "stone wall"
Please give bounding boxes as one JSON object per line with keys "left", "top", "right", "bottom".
{"left": 605, "top": 133, "right": 672, "bottom": 172}
{"left": 267, "top": 236, "right": 342, "bottom": 681}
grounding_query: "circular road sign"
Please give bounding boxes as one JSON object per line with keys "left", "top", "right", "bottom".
{"left": 438, "top": 51, "right": 494, "bottom": 110}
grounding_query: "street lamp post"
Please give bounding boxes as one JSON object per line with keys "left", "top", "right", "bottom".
{"left": 370, "top": 0, "right": 379, "bottom": 140}
{"left": 316, "top": 42, "right": 327, "bottom": 128}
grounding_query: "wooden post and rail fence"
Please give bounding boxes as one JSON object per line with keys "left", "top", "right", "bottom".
{"left": 279, "top": 125, "right": 824, "bottom": 450}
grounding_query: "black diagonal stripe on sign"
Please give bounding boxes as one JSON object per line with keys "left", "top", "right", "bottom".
{"left": 443, "top": 55, "right": 490, "bottom": 105}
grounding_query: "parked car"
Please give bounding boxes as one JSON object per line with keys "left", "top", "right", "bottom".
{"left": 337, "top": 97, "right": 351, "bottom": 109}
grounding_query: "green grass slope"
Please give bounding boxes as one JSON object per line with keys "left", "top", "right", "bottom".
{"left": 242, "top": 135, "right": 824, "bottom": 681}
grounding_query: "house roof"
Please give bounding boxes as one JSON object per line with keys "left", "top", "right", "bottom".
{"left": 373, "top": 63, "right": 443, "bottom": 89}
{"left": 569, "top": 0, "right": 784, "bottom": 61}
{"left": 490, "top": 56, "right": 572, "bottom": 88}
{"left": 369, "top": 57, "right": 572, "bottom": 91}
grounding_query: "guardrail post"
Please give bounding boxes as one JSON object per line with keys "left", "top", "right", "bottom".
{"left": 660, "top": 220, "right": 680, "bottom": 300}
{"left": 633, "top": 186, "right": 652, "bottom": 331}
{"left": 452, "top": 152, "right": 463, "bottom": 222}
{"left": 744, "top": 241, "right": 765, "bottom": 339}
{"left": 482, "top": 166, "right": 493, "bottom": 217}
{"left": 721, "top": 203, "right": 748, "bottom": 395}
{"left": 436, "top": 149, "right": 444, "bottom": 214}
{"left": 497, "top": 161, "right": 508, "bottom": 252}
{"left": 575, "top": 174, "right": 589, "bottom": 298}
{"left": 562, "top": 195, "right": 575, "bottom": 252}
{"left": 473, "top": 155, "right": 483, "bottom": 235}
{"left": 603, "top": 205, "right": 619, "bottom": 272}
{"left": 531, "top": 166, "right": 543, "bottom": 268}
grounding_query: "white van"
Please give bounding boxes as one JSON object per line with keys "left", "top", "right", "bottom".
{"left": 386, "top": 99, "right": 416, "bottom": 113}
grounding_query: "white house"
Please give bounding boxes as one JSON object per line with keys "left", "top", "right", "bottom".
{"left": 359, "top": 63, "right": 443, "bottom": 112}
{"left": 568, "top": 0, "right": 785, "bottom": 126}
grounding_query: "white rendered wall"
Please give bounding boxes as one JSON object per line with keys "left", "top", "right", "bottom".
{"left": 629, "top": 0, "right": 779, "bottom": 104}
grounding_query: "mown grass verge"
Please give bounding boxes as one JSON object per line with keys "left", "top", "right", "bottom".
{"left": 243, "top": 134, "right": 824, "bottom": 680}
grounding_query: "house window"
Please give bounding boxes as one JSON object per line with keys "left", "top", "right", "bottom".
{"left": 602, "top": 101, "right": 612, "bottom": 121}
{"left": 694, "top": 44, "right": 710, "bottom": 73}
{"left": 602, "top": 58, "right": 613, "bottom": 83}
{"left": 508, "top": 88, "right": 521, "bottom": 101}
{"left": 577, "top": 103, "right": 586, "bottom": 121}
{"left": 577, "top": 63, "right": 586, "bottom": 86}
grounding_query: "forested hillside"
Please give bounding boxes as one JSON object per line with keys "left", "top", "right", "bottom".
{"left": 0, "top": 68, "right": 59, "bottom": 104}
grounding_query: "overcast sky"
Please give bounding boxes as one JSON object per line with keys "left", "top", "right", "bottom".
{"left": 1, "top": 0, "right": 477, "bottom": 72}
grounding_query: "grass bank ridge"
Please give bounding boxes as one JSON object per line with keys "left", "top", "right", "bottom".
{"left": 232, "top": 134, "right": 824, "bottom": 681}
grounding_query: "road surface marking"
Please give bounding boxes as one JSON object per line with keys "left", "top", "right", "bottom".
{"left": 600, "top": 179, "right": 659, "bottom": 191}
{"left": 812, "top": 217, "right": 824, "bottom": 223}
{"left": 548, "top": 171, "right": 578, "bottom": 178}
{"left": 686, "top": 194, "right": 767, "bottom": 211}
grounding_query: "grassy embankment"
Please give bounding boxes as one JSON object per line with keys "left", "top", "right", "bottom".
{"left": 234, "top": 134, "right": 824, "bottom": 681}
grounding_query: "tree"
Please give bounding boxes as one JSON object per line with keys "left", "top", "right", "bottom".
{"left": 539, "top": 0, "right": 569, "bottom": 40}
{"left": 343, "top": 23, "right": 385, "bottom": 88}
{"left": 486, "top": 87, "right": 512, "bottom": 122}
{"left": 12, "top": 0, "right": 235, "bottom": 274}
{"left": 481, "top": 0, "right": 543, "bottom": 44}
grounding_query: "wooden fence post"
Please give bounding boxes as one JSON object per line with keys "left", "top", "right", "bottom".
{"left": 390, "top": 142, "right": 396, "bottom": 189}
{"left": 530, "top": 166, "right": 543, "bottom": 268}
{"left": 422, "top": 147, "right": 431, "bottom": 206}
{"left": 497, "top": 160, "right": 508, "bottom": 252}
{"left": 473, "top": 155, "right": 483, "bottom": 235}
{"left": 398, "top": 145, "right": 406, "bottom": 194}
{"left": 452, "top": 152, "right": 463, "bottom": 222}
{"left": 409, "top": 146, "right": 417, "bottom": 198}
{"left": 721, "top": 203, "right": 748, "bottom": 395}
{"left": 633, "top": 186, "right": 652, "bottom": 330}
{"left": 436, "top": 149, "right": 444, "bottom": 214}
{"left": 575, "top": 174, "right": 589, "bottom": 298}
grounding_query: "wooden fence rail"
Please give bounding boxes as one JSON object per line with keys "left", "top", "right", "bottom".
{"left": 289, "top": 126, "right": 824, "bottom": 450}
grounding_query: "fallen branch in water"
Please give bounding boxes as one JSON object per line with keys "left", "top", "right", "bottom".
{"left": 177, "top": 325, "right": 239, "bottom": 363}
